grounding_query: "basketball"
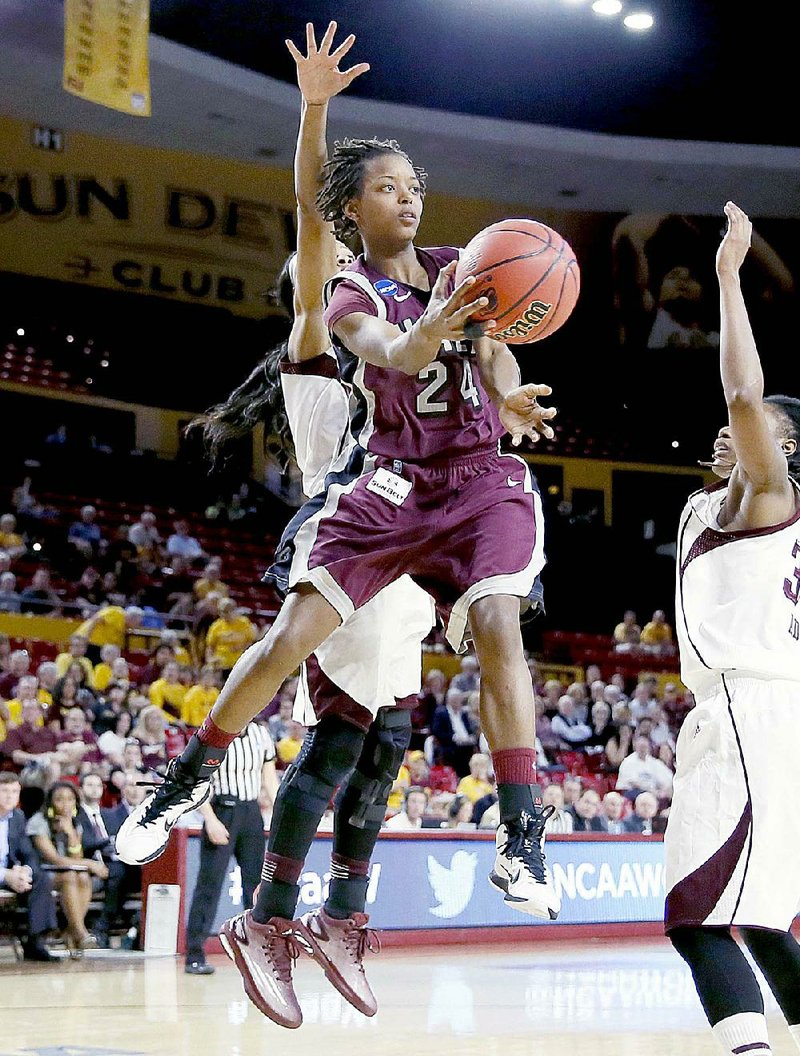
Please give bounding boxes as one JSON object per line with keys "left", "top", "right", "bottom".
{"left": 455, "top": 219, "right": 580, "bottom": 344}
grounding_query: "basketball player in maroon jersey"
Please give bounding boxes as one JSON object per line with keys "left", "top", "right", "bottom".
{"left": 117, "top": 20, "right": 558, "bottom": 1023}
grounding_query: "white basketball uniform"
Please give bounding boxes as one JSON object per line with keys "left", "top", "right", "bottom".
{"left": 280, "top": 352, "right": 435, "bottom": 724}
{"left": 665, "top": 478, "right": 800, "bottom": 932}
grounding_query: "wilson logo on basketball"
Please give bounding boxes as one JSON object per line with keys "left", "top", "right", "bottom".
{"left": 492, "top": 299, "right": 553, "bottom": 342}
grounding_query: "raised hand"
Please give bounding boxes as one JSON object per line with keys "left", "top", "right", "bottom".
{"left": 418, "top": 261, "right": 497, "bottom": 343}
{"left": 716, "top": 201, "right": 752, "bottom": 278}
{"left": 499, "top": 384, "right": 557, "bottom": 447}
{"left": 285, "top": 21, "right": 370, "bottom": 106}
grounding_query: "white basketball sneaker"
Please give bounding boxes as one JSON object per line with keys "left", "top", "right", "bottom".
{"left": 489, "top": 806, "right": 561, "bottom": 920}
{"left": 115, "top": 760, "right": 211, "bottom": 865}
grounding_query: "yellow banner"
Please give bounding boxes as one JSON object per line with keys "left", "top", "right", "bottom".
{"left": 63, "top": 0, "right": 151, "bottom": 117}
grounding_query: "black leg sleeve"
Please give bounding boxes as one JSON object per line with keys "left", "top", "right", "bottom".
{"left": 670, "top": 926, "right": 764, "bottom": 1026}
{"left": 740, "top": 926, "right": 800, "bottom": 1026}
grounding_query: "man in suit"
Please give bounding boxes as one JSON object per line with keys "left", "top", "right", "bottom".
{"left": 97, "top": 772, "right": 147, "bottom": 946}
{"left": 623, "top": 790, "right": 660, "bottom": 835}
{"left": 0, "top": 771, "right": 57, "bottom": 960}
{"left": 431, "top": 687, "right": 478, "bottom": 775}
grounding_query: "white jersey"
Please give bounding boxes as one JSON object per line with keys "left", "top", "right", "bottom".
{"left": 675, "top": 479, "right": 800, "bottom": 695}
{"left": 279, "top": 352, "right": 435, "bottom": 717}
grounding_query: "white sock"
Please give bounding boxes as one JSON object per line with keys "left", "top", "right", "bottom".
{"left": 712, "top": 1012, "right": 771, "bottom": 1054}
{"left": 788, "top": 1023, "right": 800, "bottom": 1050}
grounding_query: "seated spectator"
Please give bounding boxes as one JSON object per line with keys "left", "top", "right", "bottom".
{"left": 110, "top": 739, "right": 150, "bottom": 791}
{"left": 95, "top": 771, "right": 145, "bottom": 945}
{"left": 18, "top": 568, "right": 62, "bottom": 616}
{"left": 139, "top": 643, "right": 175, "bottom": 688}
{"left": 0, "top": 571, "right": 20, "bottom": 613}
{"left": 76, "top": 604, "right": 144, "bottom": 661}
{"left": 431, "top": 687, "right": 478, "bottom": 775}
{"left": 193, "top": 557, "right": 229, "bottom": 603}
{"left": 561, "top": 776, "right": 584, "bottom": 810}
{"left": 55, "top": 634, "right": 94, "bottom": 682}
{"left": 456, "top": 753, "right": 494, "bottom": 804}
{"left": 542, "top": 782, "right": 574, "bottom": 834}
{"left": 565, "top": 681, "right": 590, "bottom": 724}
{"left": 599, "top": 790, "right": 628, "bottom": 834}
{"left": 427, "top": 754, "right": 459, "bottom": 794}
{"left": 616, "top": 735, "right": 674, "bottom": 802}
{"left": 613, "top": 609, "right": 641, "bottom": 651}
{"left": 51, "top": 674, "right": 82, "bottom": 723}
{"left": 58, "top": 707, "right": 102, "bottom": 775}
{"left": 127, "top": 511, "right": 162, "bottom": 560}
{"left": 384, "top": 786, "right": 428, "bottom": 831}
{"left": 152, "top": 555, "right": 196, "bottom": 617}
{"left": 276, "top": 719, "right": 306, "bottom": 769}
{"left": 443, "top": 794, "right": 474, "bottom": 830}
{"left": 623, "top": 790, "right": 661, "bottom": 834}
{"left": 148, "top": 660, "right": 187, "bottom": 723}
{"left": 181, "top": 665, "right": 220, "bottom": 728}
{"left": 267, "top": 696, "right": 295, "bottom": 744}
{"left": 4, "top": 675, "right": 46, "bottom": 728}
{"left": 0, "top": 772, "right": 58, "bottom": 961}
{"left": 90, "top": 644, "right": 122, "bottom": 692}
{"left": 12, "top": 477, "right": 54, "bottom": 525}
{"left": 71, "top": 565, "right": 104, "bottom": 613}
{"left": 640, "top": 609, "right": 674, "bottom": 655}
{"left": 629, "top": 681, "right": 660, "bottom": 723}
{"left": 647, "top": 706, "right": 676, "bottom": 751}
{"left": 585, "top": 700, "right": 618, "bottom": 755}
{"left": 535, "top": 696, "right": 561, "bottom": 752}
{"left": 569, "top": 788, "right": 604, "bottom": 832}
{"left": 205, "top": 598, "right": 258, "bottom": 678}
{"left": 411, "top": 667, "right": 447, "bottom": 735}
{"left": 450, "top": 654, "right": 480, "bottom": 694}
{"left": 67, "top": 505, "right": 103, "bottom": 560}
{"left": 35, "top": 662, "right": 58, "bottom": 709}
{"left": 551, "top": 695, "right": 593, "bottom": 748}
{"left": 130, "top": 706, "right": 172, "bottom": 774}
{"left": 0, "top": 513, "right": 26, "bottom": 560}
{"left": 26, "top": 781, "right": 108, "bottom": 957}
{"left": 541, "top": 679, "right": 565, "bottom": 711}
{"left": 96, "top": 706, "right": 134, "bottom": 768}
{"left": 662, "top": 680, "right": 691, "bottom": 729}
{"left": 160, "top": 629, "right": 191, "bottom": 666}
{"left": 166, "top": 520, "right": 206, "bottom": 565}
{"left": 98, "top": 570, "right": 125, "bottom": 608}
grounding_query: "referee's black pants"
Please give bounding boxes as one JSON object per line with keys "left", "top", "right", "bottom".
{"left": 185, "top": 798, "right": 266, "bottom": 961}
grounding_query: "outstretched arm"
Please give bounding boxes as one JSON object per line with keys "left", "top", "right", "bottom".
{"left": 474, "top": 338, "right": 556, "bottom": 447}
{"left": 717, "top": 201, "right": 788, "bottom": 490}
{"left": 285, "top": 22, "right": 369, "bottom": 363}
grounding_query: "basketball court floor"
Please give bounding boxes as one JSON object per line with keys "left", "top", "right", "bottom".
{"left": 2, "top": 936, "right": 796, "bottom": 1056}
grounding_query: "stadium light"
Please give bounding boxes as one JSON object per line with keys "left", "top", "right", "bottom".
{"left": 66, "top": 334, "right": 74, "bottom": 343}
{"left": 592, "top": 0, "right": 623, "bottom": 14}
{"left": 16, "top": 328, "right": 24, "bottom": 336}
{"left": 624, "top": 11, "right": 654, "bottom": 29}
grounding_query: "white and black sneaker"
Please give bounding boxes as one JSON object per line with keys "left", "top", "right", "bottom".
{"left": 489, "top": 807, "right": 561, "bottom": 920}
{"left": 115, "top": 760, "right": 211, "bottom": 865}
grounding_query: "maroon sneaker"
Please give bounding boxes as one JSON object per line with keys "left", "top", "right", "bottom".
{"left": 295, "top": 908, "right": 380, "bottom": 1016}
{"left": 219, "top": 911, "right": 304, "bottom": 1029}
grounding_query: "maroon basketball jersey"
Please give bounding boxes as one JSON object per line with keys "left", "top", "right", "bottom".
{"left": 323, "top": 246, "right": 504, "bottom": 463}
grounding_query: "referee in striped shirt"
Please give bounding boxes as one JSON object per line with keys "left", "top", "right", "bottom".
{"left": 185, "top": 721, "right": 279, "bottom": 974}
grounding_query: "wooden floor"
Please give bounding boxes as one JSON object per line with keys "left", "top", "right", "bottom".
{"left": 1, "top": 936, "right": 796, "bottom": 1056}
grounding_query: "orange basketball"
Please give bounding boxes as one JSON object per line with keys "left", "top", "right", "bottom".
{"left": 455, "top": 219, "right": 580, "bottom": 345}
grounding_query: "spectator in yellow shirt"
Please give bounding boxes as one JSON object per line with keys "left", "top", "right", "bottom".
{"left": 159, "top": 629, "right": 191, "bottom": 667}
{"left": 0, "top": 513, "right": 26, "bottom": 560}
{"left": 456, "top": 753, "right": 495, "bottom": 804}
{"left": 205, "top": 599, "right": 257, "bottom": 675}
{"left": 148, "top": 661, "right": 188, "bottom": 723}
{"left": 91, "top": 644, "right": 122, "bottom": 692}
{"left": 55, "top": 634, "right": 95, "bottom": 683}
{"left": 613, "top": 609, "right": 641, "bottom": 650}
{"left": 181, "top": 666, "right": 220, "bottom": 728}
{"left": 4, "top": 675, "right": 46, "bottom": 728}
{"left": 640, "top": 609, "right": 674, "bottom": 655}
{"left": 77, "top": 604, "right": 144, "bottom": 661}
{"left": 192, "top": 557, "right": 229, "bottom": 603}
{"left": 276, "top": 719, "right": 306, "bottom": 768}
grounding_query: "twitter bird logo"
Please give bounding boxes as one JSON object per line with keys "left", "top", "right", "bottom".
{"left": 427, "top": 851, "right": 478, "bottom": 919}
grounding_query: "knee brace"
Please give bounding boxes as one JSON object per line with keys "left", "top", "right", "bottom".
{"left": 341, "top": 708, "right": 412, "bottom": 830}
{"left": 277, "top": 716, "right": 365, "bottom": 813}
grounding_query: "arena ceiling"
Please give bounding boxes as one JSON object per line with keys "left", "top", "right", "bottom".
{"left": 2, "top": 0, "right": 799, "bottom": 217}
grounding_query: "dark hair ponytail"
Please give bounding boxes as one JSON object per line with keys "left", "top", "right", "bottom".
{"left": 765, "top": 394, "right": 800, "bottom": 476}
{"left": 187, "top": 342, "right": 295, "bottom": 469}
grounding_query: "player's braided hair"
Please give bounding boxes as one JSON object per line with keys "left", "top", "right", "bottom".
{"left": 187, "top": 255, "right": 296, "bottom": 469}
{"left": 317, "top": 137, "right": 427, "bottom": 241}
{"left": 765, "top": 394, "right": 800, "bottom": 476}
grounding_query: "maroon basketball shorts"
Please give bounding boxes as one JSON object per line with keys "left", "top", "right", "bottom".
{"left": 288, "top": 446, "right": 545, "bottom": 653}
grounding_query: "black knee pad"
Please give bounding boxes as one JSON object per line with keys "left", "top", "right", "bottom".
{"left": 340, "top": 708, "right": 412, "bottom": 830}
{"left": 278, "top": 717, "right": 365, "bottom": 812}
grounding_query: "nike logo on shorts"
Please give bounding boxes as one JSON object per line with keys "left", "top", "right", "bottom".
{"left": 506, "top": 476, "right": 523, "bottom": 487}
{"left": 395, "top": 290, "right": 412, "bottom": 302}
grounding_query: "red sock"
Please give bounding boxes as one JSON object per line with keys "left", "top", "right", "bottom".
{"left": 492, "top": 748, "right": 537, "bottom": 786}
{"left": 197, "top": 714, "right": 237, "bottom": 750}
